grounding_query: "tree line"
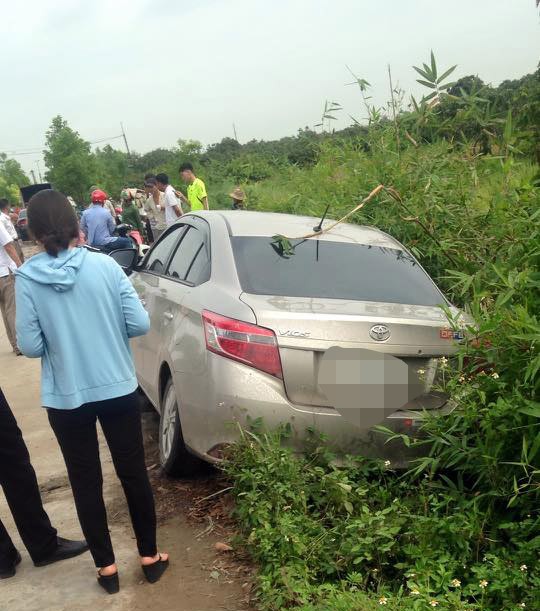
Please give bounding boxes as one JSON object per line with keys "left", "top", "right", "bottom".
{"left": 1, "top": 64, "right": 538, "bottom": 206}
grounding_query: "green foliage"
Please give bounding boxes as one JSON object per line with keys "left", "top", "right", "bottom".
{"left": 315, "top": 100, "right": 343, "bottom": 133}
{"left": 413, "top": 50, "right": 457, "bottom": 105}
{"left": 0, "top": 176, "right": 20, "bottom": 202}
{"left": 218, "top": 56, "right": 540, "bottom": 611}
{"left": 0, "top": 153, "right": 28, "bottom": 203}
{"left": 225, "top": 153, "right": 281, "bottom": 183}
{"left": 33, "top": 61, "right": 538, "bottom": 209}
{"left": 404, "top": 63, "right": 540, "bottom": 157}
{"left": 0, "top": 154, "right": 28, "bottom": 189}
{"left": 94, "top": 145, "right": 131, "bottom": 196}
{"left": 43, "top": 115, "right": 96, "bottom": 202}
{"left": 226, "top": 424, "right": 539, "bottom": 609}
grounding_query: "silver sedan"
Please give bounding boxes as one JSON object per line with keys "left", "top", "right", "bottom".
{"left": 126, "top": 211, "right": 465, "bottom": 475}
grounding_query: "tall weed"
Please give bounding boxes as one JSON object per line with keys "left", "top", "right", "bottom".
{"left": 224, "top": 68, "right": 539, "bottom": 610}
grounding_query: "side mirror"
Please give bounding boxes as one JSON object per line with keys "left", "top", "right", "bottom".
{"left": 108, "top": 248, "right": 138, "bottom": 275}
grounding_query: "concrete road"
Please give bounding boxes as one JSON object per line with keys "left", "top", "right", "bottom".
{"left": 0, "top": 319, "right": 249, "bottom": 610}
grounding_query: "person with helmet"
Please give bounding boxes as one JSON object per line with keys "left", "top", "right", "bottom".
{"left": 81, "top": 190, "right": 132, "bottom": 252}
{"left": 89, "top": 186, "right": 116, "bottom": 221}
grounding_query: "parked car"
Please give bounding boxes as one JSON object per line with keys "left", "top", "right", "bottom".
{"left": 122, "top": 211, "right": 467, "bottom": 475}
{"left": 16, "top": 209, "right": 29, "bottom": 240}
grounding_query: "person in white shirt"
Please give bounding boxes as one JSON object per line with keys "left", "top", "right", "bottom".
{"left": 155, "top": 173, "right": 182, "bottom": 227}
{"left": 0, "top": 222, "right": 22, "bottom": 354}
{"left": 143, "top": 178, "right": 166, "bottom": 242}
{"left": 0, "top": 199, "right": 24, "bottom": 263}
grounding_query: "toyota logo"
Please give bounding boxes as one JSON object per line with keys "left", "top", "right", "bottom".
{"left": 369, "top": 324, "right": 390, "bottom": 342}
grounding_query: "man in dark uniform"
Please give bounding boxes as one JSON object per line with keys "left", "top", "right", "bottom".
{"left": 0, "top": 388, "right": 89, "bottom": 578}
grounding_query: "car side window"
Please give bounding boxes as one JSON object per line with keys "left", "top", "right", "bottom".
{"left": 144, "top": 226, "right": 185, "bottom": 274}
{"left": 166, "top": 226, "right": 210, "bottom": 285}
{"left": 185, "top": 244, "right": 210, "bottom": 285}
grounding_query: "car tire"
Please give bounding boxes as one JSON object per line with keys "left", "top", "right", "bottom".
{"left": 159, "top": 378, "right": 206, "bottom": 477}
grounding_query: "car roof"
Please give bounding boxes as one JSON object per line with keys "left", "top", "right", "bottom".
{"left": 190, "top": 210, "right": 402, "bottom": 249}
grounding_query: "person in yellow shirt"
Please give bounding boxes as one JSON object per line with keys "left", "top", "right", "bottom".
{"left": 178, "top": 163, "right": 209, "bottom": 211}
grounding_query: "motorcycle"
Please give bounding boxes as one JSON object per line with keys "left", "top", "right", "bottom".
{"left": 82, "top": 243, "right": 139, "bottom": 276}
{"left": 115, "top": 223, "right": 150, "bottom": 258}
{"left": 80, "top": 223, "right": 149, "bottom": 259}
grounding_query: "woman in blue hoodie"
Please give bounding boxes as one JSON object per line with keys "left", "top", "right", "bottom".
{"left": 15, "top": 190, "right": 169, "bottom": 594}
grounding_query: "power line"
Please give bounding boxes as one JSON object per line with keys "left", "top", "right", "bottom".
{"left": 88, "top": 134, "right": 125, "bottom": 145}
{"left": 0, "top": 134, "right": 125, "bottom": 157}
{"left": 1, "top": 150, "right": 43, "bottom": 156}
{"left": 0, "top": 146, "right": 43, "bottom": 153}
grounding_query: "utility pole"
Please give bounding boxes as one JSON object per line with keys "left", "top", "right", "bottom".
{"left": 232, "top": 123, "right": 238, "bottom": 141}
{"left": 30, "top": 169, "right": 37, "bottom": 184}
{"left": 120, "top": 122, "right": 131, "bottom": 155}
{"left": 35, "top": 160, "right": 43, "bottom": 183}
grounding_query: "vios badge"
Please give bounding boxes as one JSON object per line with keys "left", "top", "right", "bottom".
{"left": 369, "top": 324, "right": 390, "bottom": 342}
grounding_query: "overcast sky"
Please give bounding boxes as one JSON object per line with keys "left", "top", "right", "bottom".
{"left": 2, "top": 0, "right": 539, "bottom": 176}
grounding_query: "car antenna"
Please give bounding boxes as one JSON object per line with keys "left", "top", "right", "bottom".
{"left": 313, "top": 204, "right": 330, "bottom": 233}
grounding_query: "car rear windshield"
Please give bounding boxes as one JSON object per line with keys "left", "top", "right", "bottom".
{"left": 231, "top": 237, "right": 445, "bottom": 306}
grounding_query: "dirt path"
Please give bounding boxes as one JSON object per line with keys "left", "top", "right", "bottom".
{"left": 0, "top": 319, "right": 252, "bottom": 611}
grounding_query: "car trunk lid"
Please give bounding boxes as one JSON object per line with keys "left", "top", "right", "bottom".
{"left": 240, "top": 293, "right": 462, "bottom": 409}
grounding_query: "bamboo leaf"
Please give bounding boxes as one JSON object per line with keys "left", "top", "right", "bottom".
{"left": 518, "top": 403, "right": 540, "bottom": 418}
{"left": 495, "top": 289, "right": 515, "bottom": 308}
{"left": 437, "top": 64, "right": 457, "bottom": 83}
{"left": 417, "top": 79, "right": 437, "bottom": 89}
{"left": 413, "top": 65, "right": 431, "bottom": 80}
{"left": 430, "top": 50, "right": 438, "bottom": 80}
{"left": 529, "top": 430, "right": 540, "bottom": 461}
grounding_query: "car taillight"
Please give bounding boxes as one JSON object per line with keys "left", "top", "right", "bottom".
{"left": 202, "top": 310, "right": 283, "bottom": 379}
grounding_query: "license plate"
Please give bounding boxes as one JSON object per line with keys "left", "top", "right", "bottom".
{"left": 440, "top": 328, "right": 464, "bottom": 340}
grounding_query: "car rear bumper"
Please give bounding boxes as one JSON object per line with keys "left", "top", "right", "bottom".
{"left": 175, "top": 353, "right": 453, "bottom": 468}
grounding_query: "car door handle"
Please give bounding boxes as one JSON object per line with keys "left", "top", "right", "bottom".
{"left": 163, "top": 312, "right": 174, "bottom": 320}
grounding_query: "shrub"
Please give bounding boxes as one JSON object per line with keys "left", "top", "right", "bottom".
{"left": 223, "top": 64, "right": 539, "bottom": 609}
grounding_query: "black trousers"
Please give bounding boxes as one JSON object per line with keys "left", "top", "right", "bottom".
{"left": 47, "top": 392, "right": 157, "bottom": 568}
{"left": 0, "top": 388, "right": 58, "bottom": 569}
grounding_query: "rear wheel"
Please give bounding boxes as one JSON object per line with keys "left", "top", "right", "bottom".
{"left": 159, "top": 378, "right": 206, "bottom": 477}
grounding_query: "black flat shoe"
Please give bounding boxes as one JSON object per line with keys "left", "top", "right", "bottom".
{"left": 97, "top": 570, "right": 120, "bottom": 594}
{"left": 34, "top": 537, "right": 89, "bottom": 567}
{"left": 142, "top": 554, "right": 169, "bottom": 583}
{"left": 0, "top": 551, "right": 22, "bottom": 579}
